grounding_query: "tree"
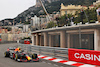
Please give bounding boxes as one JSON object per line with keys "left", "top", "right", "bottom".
{"left": 58, "top": 14, "right": 73, "bottom": 26}
{"left": 7, "top": 27, "right": 12, "bottom": 31}
{"left": 47, "top": 21, "right": 56, "bottom": 28}
{"left": 74, "top": 8, "right": 97, "bottom": 24}
{"left": 24, "top": 21, "right": 30, "bottom": 24}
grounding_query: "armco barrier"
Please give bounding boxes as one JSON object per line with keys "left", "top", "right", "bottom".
{"left": 18, "top": 44, "right": 68, "bottom": 60}
{"left": 0, "top": 41, "right": 17, "bottom": 44}
{"left": 68, "top": 48, "right": 100, "bottom": 66}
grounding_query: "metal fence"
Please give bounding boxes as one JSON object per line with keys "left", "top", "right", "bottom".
{"left": 18, "top": 44, "right": 69, "bottom": 60}
{"left": 0, "top": 41, "right": 17, "bottom": 44}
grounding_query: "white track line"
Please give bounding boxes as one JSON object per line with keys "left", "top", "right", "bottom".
{"left": 38, "top": 55, "right": 45, "bottom": 58}
{"left": 79, "top": 64, "right": 96, "bottom": 67}
{"left": 43, "top": 57, "right": 53, "bottom": 60}
{"left": 52, "top": 59, "right": 63, "bottom": 62}
{"left": 63, "top": 61, "right": 77, "bottom": 65}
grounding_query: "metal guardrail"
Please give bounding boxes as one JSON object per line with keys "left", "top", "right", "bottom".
{"left": 18, "top": 44, "right": 68, "bottom": 60}
{"left": 0, "top": 41, "right": 17, "bottom": 44}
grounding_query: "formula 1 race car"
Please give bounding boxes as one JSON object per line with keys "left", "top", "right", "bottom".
{"left": 4, "top": 47, "right": 39, "bottom": 62}
{"left": 4, "top": 47, "right": 16, "bottom": 57}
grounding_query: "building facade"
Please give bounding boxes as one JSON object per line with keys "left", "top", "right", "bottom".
{"left": 1, "top": 33, "right": 28, "bottom": 41}
{"left": 93, "top": 0, "right": 100, "bottom": 7}
{"left": 23, "top": 25, "right": 29, "bottom": 33}
{"left": 60, "top": 3, "right": 94, "bottom": 16}
{"left": 31, "top": 15, "right": 51, "bottom": 29}
{"left": 31, "top": 15, "right": 40, "bottom": 27}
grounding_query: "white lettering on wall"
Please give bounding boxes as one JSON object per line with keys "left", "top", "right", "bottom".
{"left": 91, "top": 54, "right": 93, "bottom": 60}
{"left": 74, "top": 53, "right": 80, "bottom": 59}
{"left": 94, "top": 55, "right": 100, "bottom": 61}
{"left": 85, "top": 54, "right": 91, "bottom": 60}
{"left": 74, "top": 53, "right": 100, "bottom": 61}
{"left": 80, "top": 53, "right": 85, "bottom": 59}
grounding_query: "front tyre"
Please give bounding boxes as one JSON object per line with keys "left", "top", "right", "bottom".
{"left": 32, "top": 54, "right": 38, "bottom": 59}
{"left": 4, "top": 51, "right": 10, "bottom": 57}
{"left": 15, "top": 54, "right": 18, "bottom": 61}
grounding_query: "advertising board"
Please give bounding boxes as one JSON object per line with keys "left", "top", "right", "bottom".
{"left": 68, "top": 49, "right": 100, "bottom": 66}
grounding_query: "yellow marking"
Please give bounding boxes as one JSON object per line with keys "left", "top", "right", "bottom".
{"left": 5, "top": 53, "right": 6, "bottom": 56}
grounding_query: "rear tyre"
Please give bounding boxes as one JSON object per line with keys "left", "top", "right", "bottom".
{"left": 32, "top": 54, "right": 38, "bottom": 59}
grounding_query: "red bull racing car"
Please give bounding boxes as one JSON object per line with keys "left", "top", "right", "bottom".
{"left": 4, "top": 47, "right": 39, "bottom": 62}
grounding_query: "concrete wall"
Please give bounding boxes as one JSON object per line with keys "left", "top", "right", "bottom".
{"left": 1, "top": 33, "right": 29, "bottom": 42}
{"left": 1, "top": 34, "right": 8, "bottom": 41}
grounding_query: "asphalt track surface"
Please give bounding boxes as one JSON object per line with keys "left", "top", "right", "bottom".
{"left": 0, "top": 43, "right": 74, "bottom": 67}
